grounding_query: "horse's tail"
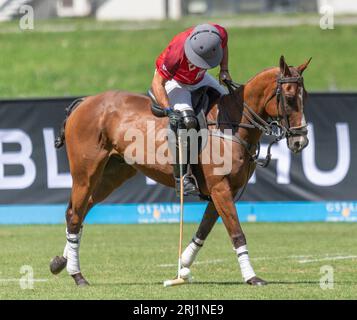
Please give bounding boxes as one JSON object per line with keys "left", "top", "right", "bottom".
{"left": 54, "top": 97, "right": 85, "bottom": 149}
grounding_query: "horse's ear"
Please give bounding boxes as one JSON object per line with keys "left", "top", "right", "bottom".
{"left": 279, "top": 55, "right": 291, "bottom": 76}
{"left": 297, "top": 57, "right": 312, "bottom": 75}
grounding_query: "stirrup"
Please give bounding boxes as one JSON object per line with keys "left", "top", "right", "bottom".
{"left": 175, "top": 174, "right": 200, "bottom": 197}
{"left": 184, "top": 173, "right": 199, "bottom": 190}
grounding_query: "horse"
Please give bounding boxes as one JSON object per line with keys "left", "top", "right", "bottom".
{"left": 50, "top": 56, "right": 311, "bottom": 286}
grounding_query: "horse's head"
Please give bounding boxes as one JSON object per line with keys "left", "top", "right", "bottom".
{"left": 265, "top": 56, "right": 311, "bottom": 153}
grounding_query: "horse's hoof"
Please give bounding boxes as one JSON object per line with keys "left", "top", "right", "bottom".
{"left": 246, "top": 276, "right": 268, "bottom": 286}
{"left": 72, "top": 273, "right": 90, "bottom": 287}
{"left": 50, "top": 256, "right": 67, "bottom": 275}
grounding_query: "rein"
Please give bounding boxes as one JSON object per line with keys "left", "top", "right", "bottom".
{"left": 210, "top": 80, "right": 283, "bottom": 168}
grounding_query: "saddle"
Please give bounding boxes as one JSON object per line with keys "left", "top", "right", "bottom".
{"left": 148, "top": 86, "right": 220, "bottom": 130}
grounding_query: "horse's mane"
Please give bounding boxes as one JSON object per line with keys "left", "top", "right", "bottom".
{"left": 215, "top": 67, "right": 279, "bottom": 129}
{"left": 245, "top": 66, "right": 277, "bottom": 85}
{"left": 245, "top": 64, "right": 301, "bottom": 85}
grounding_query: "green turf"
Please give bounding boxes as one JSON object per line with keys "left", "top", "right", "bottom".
{"left": 0, "top": 18, "right": 357, "bottom": 98}
{"left": 1, "top": 223, "right": 357, "bottom": 299}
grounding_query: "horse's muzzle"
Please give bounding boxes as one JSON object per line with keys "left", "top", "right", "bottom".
{"left": 287, "top": 135, "right": 309, "bottom": 154}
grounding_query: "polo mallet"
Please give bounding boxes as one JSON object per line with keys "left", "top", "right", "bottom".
{"left": 163, "top": 129, "right": 192, "bottom": 287}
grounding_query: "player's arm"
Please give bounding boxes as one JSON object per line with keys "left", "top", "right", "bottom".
{"left": 216, "top": 25, "right": 232, "bottom": 84}
{"left": 151, "top": 71, "right": 170, "bottom": 109}
{"left": 219, "top": 46, "right": 232, "bottom": 83}
{"left": 220, "top": 46, "right": 229, "bottom": 72}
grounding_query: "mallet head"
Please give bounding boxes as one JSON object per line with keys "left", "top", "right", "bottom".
{"left": 163, "top": 277, "right": 193, "bottom": 287}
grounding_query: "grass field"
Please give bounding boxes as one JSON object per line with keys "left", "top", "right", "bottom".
{"left": 1, "top": 223, "right": 357, "bottom": 300}
{"left": 0, "top": 17, "right": 357, "bottom": 98}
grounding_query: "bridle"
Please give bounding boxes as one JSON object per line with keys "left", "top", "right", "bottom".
{"left": 275, "top": 75, "right": 308, "bottom": 138}
{"left": 221, "top": 75, "right": 308, "bottom": 168}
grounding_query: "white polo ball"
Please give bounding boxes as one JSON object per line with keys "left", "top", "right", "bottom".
{"left": 179, "top": 267, "right": 192, "bottom": 279}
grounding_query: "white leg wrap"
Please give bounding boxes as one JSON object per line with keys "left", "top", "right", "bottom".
{"left": 235, "top": 245, "right": 256, "bottom": 282}
{"left": 63, "top": 227, "right": 82, "bottom": 259}
{"left": 63, "top": 243, "right": 69, "bottom": 259}
{"left": 66, "top": 229, "right": 82, "bottom": 275}
{"left": 181, "top": 236, "right": 204, "bottom": 268}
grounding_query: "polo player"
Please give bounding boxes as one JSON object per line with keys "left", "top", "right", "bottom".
{"left": 151, "top": 23, "right": 232, "bottom": 196}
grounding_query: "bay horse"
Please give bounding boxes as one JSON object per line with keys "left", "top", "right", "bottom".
{"left": 50, "top": 56, "right": 311, "bottom": 286}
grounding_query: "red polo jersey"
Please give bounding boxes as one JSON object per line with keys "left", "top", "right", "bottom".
{"left": 155, "top": 24, "right": 228, "bottom": 85}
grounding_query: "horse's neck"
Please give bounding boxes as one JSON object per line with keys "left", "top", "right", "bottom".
{"left": 208, "top": 69, "right": 276, "bottom": 143}
{"left": 238, "top": 72, "right": 276, "bottom": 144}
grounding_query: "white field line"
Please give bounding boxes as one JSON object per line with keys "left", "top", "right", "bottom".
{"left": 158, "top": 254, "right": 357, "bottom": 268}
{"left": 158, "top": 255, "right": 313, "bottom": 268}
{"left": 158, "top": 259, "right": 225, "bottom": 268}
{"left": 298, "top": 255, "right": 357, "bottom": 264}
{"left": 250, "top": 254, "right": 314, "bottom": 261}
{"left": 0, "top": 278, "right": 48, "bottom": 282}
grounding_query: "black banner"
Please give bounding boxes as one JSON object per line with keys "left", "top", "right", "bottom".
{"left": 0, "top": 93, "right": 356, "bottom": 204}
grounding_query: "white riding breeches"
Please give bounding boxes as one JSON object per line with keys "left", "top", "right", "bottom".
{"left": 164, "top": 73, "right": 227, "bottom": 112}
